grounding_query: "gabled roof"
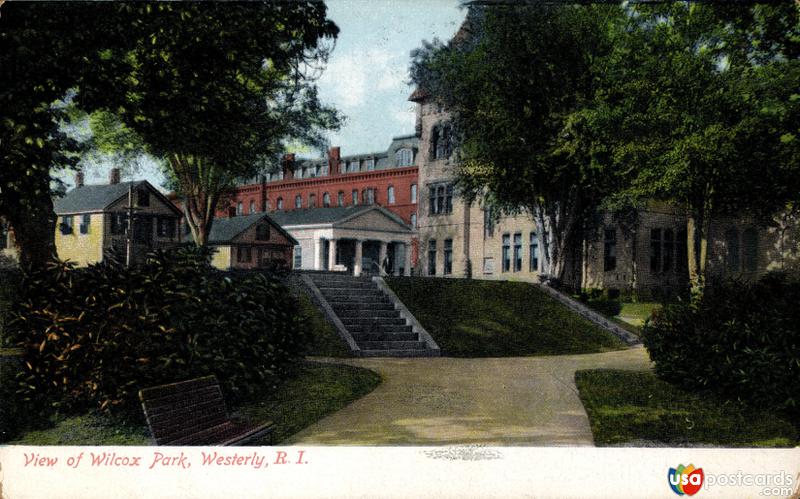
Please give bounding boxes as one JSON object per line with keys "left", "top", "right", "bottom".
{"left": 53, "top": 180, "right": 181, "bottom": 216}
{"left": 208, "top": 213, "right": 298, "bottom": 245}
{"left": 268, "top": 205, "right": 411, "bottom": 231}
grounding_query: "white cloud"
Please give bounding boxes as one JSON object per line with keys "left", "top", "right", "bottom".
{"left": 320, "top": 48, "right": 406, "bottom": 110}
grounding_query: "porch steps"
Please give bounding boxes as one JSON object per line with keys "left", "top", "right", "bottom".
{"left": 304, "top": 272, "right": 440, "bottom": 357}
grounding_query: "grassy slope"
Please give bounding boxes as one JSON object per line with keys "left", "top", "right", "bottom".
{"left": 575, "top": 369, "right": 798, "bottom": 447}
{"left": 386, "top": 277, "right": 625, "bottom": 357}
{"left": 297, "top": 293, "right": 350, "bottom": 357}
{"left": 9, "top": 361, "right": 380, "bottom": 445}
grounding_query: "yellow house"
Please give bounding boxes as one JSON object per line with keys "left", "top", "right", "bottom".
{"left": 53, "top": 173, "right": 183, "bottom": 266}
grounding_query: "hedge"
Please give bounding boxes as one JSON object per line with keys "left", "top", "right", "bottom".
{"left": 642, "top": 272, "right": 800, "bottom": 417}
{"left": 7, "top": 246, "right": 307, "bottom": 422}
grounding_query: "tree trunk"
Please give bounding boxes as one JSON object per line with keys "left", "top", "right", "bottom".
{"left": 686, "top": 208, "right": 710, "bottom": 296}
{"left": 6, "top": 190, "right": 57, "bottom": 268}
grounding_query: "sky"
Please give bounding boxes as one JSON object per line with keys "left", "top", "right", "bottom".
{"left": 75, "top": 0, "right": 466, "bottom": 190}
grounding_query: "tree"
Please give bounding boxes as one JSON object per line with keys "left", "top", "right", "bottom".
{"left": 0, "top": 2, "right": 121, "bottom": 267}
{"left": 1, "top": 1, "right": 340, "bottom": 266}
{"left": 580, "top": 2, "right": 800, "bottom": 292}
{"left": 87, "top": 2, "right": 340, "bottom": 246}
{"left": 410, "top": 4, "right": 623, "bottom": 283}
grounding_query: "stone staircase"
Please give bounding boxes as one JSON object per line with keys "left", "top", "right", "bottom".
{"left": 304, "top": 272, "right": 439, "bottom": 357}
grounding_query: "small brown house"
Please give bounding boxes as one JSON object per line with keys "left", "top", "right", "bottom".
{"left": 207, "top": 213, "right": 297, "bottom": 270}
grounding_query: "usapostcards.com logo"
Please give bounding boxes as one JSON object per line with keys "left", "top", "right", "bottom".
{"left": 669, "top": 464, "right": 705, "bottom": 496}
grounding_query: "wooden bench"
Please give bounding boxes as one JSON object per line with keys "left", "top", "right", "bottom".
{"left": 139, "top": 375, "right": 274, "bottom": 446}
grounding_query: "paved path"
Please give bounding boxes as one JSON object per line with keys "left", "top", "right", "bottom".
{"left": 289, "top": 347, "right": 652, "bottom": 446}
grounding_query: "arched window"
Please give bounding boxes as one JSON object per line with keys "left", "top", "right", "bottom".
{"left": 411, "top": 213, "right": 417, "bottom": 228}
{"left": 725, "top": 227, "right": 740, "bottom": 272}
{"left": 387, "top": 186, "right": 396, "bottom": 204}
{"left": 309, "top": 193, "right": 316, "bottom": 208}
{"left": 236, "top": 202, "right": 243, "bottom": 215}
{"left": 743, "top": 227, "right": 759, "bottom": 272}
{"left": 323, "top": 192, "right": 331, "bottom": 207}
{"left": 276, "top": 197, "right": 283, "bottom": 210}
{"left": 338, "top": 191, "right": 344, "bottom": 207}
{"left": 295, "top": 194, "right": 302, "bottom": 209}
{"left": 249, "top": 200, "right": 256, "bottom": 214}
{"left": 352, "top": 190, "right": 359, "bottom": 205}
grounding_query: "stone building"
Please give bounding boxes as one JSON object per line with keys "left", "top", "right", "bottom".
{"left": 409, "top": 86, "right": 800, "bottom": 299}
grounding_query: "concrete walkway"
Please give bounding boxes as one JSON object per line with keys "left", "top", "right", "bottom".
{"left": 289, "top": 347, "right": 652, "bottom": 446}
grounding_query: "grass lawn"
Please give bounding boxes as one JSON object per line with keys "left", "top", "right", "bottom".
{"left": 8, "top": 361, "right": 380, "bottom": 445}
{"left": 297, "top": 293, "right": 351, "bottom": 357}
{"left": 575, "top": 369, "right": 799, "bottom": 447}
{"left": 386, "top": 277, "right": 625, "bottom": 357}
{"left": 617, "top": 302, "right": 661, "bottom": 328}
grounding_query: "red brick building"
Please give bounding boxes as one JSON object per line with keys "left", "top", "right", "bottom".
{"left": 218, "top": 135, "right": 422, "bottom": 266}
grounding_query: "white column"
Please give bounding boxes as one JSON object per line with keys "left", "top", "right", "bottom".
{"left": 328, "top": 239, "right": 337, "bottom": 271}
{"left": 353, "top": 239, "right": 363, "bottom": 276}
{"left": 378, "top": 241, "right": 388, "bottom": 274}
{"left": 404, "top": 242, "right": 412, "bottom": 276}
{"left": 313, "top": 238, "right": 322, "bottom": 270}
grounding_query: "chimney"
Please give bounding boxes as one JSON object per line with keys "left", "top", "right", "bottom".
{"left": 75, "top": 170, "right": 84, "bottom": 188}
{"left": 109, "top": 167, "right": 121, "bottom": 185}
{"left": 282, "top": 153, "right": 295, "bottom": 180}
{"left": 327, "top": 147, "right": 341, "bottom": 177}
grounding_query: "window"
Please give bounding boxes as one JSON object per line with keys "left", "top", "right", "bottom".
{"left": 137, "top": 189, "right": 150, "bottom": 207}
{"left": 236, "top": 202, "right": 243, "bottom": 216}
{"left": 444, "top": 239, "right": 453, "bottom": 275}
{"left": 294, "top": 195, "right": 302, "bottom": 209}
{"left": 348, "top": 160, "right": 359, "bottom": 172}
{"left": 650, "top": 229, "right": 662, "bottom": 272}
{"left": 277, "top": 197, "right": 284, "bottom": 210}
{"left": 256, "top": 223, "right": 270, "bottom": 241}
{"left": 431, "top": 124, "right": 453, "bottom": 160}
{"left": 352, "top": 190, "right": 359, "bottom": 205}
{"left": 111, "top": 213, "right": 127, "bottom": 235}
{"left": 676, "top": 229, "right": 688, "bottom": 272}
{"left": 428, "top": 183, "right": 454, "bottom": 215}
{"left": 323, "top": 192, "right": 331, "bottom": 208}
{"left": 502, "top": 234, "right": 511, "bottom": 272}
{"left": 484, "top": 209, "right": 495, "bottom": 239}
{"left": 249, "top": 200, "right": 256, "bottom": 214}
{"left": 365, "top": 158, "right": 375, "bottom": 171}
{"left": 60, "top": 215, "right": 74, "bottom": 235}
{"left": 743, "top": 227, "right": 758, "bottom": 272}
{"left": 396, "top": 148, "right": 413, "bottom": 166}
{"left": 725, "top": 227, "right": 740, "bottom": 272}
{"left": 513, "top": 233, "right": 522, "bottom": 272}
{"left": 157, "top": 217, "right": 175, "bottom": 238}
{"left": 79, "top": 214, "right": 91, "bottom": 235}
{"left": 529, "top": 232, "right": 539, "bottom": 272}
{"left": 237, "top": 246, "right": 252, "bottom": 263}
{"left": 603, "top": 228, "right": 617, "bottom": 271}
{"left": 663, "top": 229, "right": 674, "bottom": 272}
{"left": 387, "top": 186, "right": 395, "bottom": 204}
{"left": 365, "top": 188, "right": 375, "bottom": 205}
{"left": 411, "top": 184, "right": 417, "bottom": 203}
{"left": 293, "top": 245, "right": 302, "bottom": 268}
{"left": 309, "top": 194, "right": 316, "bottom": 208}
{"left": 410, "top": 213, "right": 417, "bottom": 228}
{"left": 427, "top": 240, "right": 437, "bottom": 276}
{"left": 337, "top": 191, "right": 344, "bottom": 207}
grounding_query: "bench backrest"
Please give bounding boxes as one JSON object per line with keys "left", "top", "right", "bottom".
{"left": 139, "top": 376, "right": 229, "bottom": 445}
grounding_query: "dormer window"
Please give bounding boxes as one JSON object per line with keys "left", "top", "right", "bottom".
{"left": 348, "top": 160, "right": 359, "bottom": 173}
{"left": 396, "top": 148, "right": 413, "bottom": 167}
{"left": 365, "top": 159, "right": 375, "bottom": 171}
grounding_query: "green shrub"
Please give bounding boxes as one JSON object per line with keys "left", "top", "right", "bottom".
{"left": 642, "top": 272, "right": 800, "bottom": 417}
{"left": 8, "top": 246, "right": 307, "bottom": 419}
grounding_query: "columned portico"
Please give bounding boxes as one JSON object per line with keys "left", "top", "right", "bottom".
{"left": 378, "top": 241, "right": 388, "bottom": 272}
